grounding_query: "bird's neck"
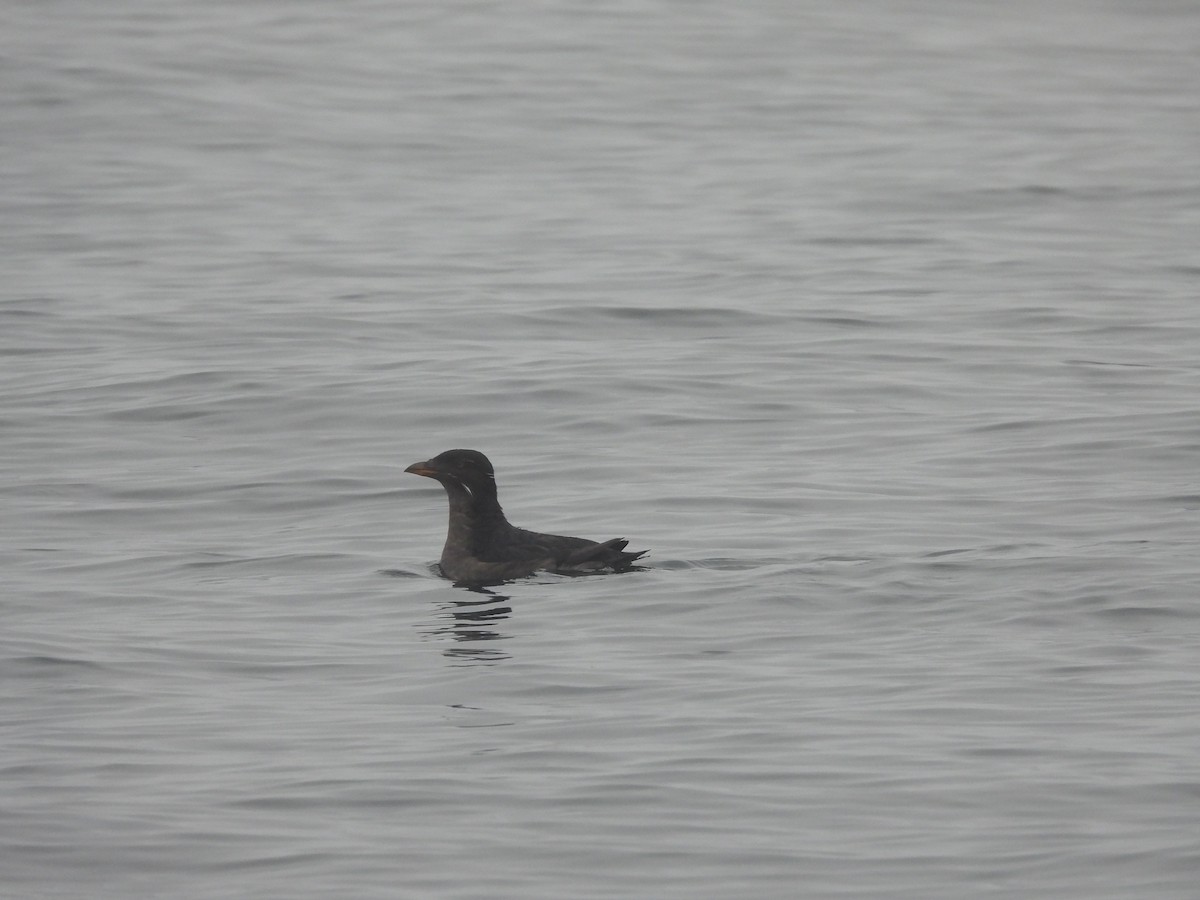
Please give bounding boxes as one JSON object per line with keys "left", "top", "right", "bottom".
{"left": 440, "top": 479, "right": 507, "bottom": 562}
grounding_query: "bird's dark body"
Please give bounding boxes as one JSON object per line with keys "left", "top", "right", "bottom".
{"left": 405, "top": 449, "right": 646, "bottom": 584}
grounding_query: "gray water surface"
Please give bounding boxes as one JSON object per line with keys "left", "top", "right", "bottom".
{"left": 5, "top": 1, "right": 1200, "bottom": 898}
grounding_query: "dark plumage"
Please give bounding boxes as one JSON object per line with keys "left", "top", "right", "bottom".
{"left": 404, "top": 449, "right": 647, "bottom": 584}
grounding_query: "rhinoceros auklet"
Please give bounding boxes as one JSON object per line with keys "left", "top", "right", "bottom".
{"left": 405, "top": 449, "right": 647, "bottom": 583}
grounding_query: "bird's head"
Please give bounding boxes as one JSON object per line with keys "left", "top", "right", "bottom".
{"left": 405, "top": 448, "right": 496, "bottom": 493}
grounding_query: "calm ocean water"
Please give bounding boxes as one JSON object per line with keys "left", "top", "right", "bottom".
{"left": 5, "top": 1, "right": 1200, "bottom": 897}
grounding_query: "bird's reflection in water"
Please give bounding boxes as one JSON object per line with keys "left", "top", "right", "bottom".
{"left": 422, "top": 586, "right": 513, "bottom": 664}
